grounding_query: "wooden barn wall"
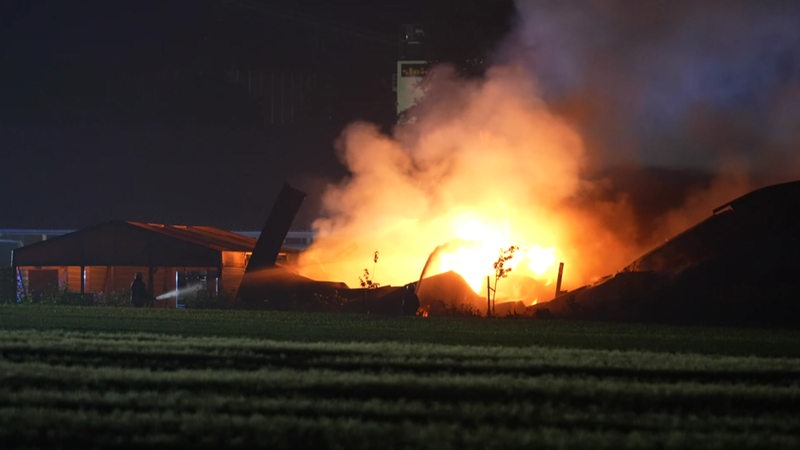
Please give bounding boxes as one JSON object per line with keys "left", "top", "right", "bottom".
{"left": 111, "top": 266, "right": 142, "bottom": 295}
{"left": 19, "top": 257, "right": 246, "bottom": 302}
{"left": 87, "top": 266, "right": 109, "bottom": 293}
{"left": 66, "top": 266, "right": 82, "bottom": 291}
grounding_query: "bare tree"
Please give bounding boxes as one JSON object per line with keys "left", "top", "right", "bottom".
{"left": 487, "top": 245, "right": 518, "bottom": 317}
{"left": 359, "top": 250, "right": 380, "bottom": 289}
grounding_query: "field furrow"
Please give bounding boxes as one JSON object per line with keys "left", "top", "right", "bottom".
{"left": 1, "top": 307, "right": 799, "bottom": 449}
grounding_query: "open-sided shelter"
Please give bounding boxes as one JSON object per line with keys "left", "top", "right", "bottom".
{"left": 12, "top": 220, "right": 257, "bottom": 304}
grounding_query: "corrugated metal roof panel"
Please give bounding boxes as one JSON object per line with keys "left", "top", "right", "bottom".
{"left": 12, "top": 220, "right": 257, "bottom": 267}
{"left": 127, "top": 222, "right": 256, "bottom": 252}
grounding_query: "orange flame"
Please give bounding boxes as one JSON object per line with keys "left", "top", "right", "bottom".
{"left": 419, "top": 213, "right": 557, "bottom": 295}
{"left": 295, "top": 65, "right": 644, "bottom": 306}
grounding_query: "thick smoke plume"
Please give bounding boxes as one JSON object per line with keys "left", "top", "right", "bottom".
{"left": 503, "top": 0, "right": 800, "bottom": 220}
{"left": 297, "top": 1, "right": 800, "bottom": 303}
{"left": 298, "top": 65, "right": 638, "bottom": 298}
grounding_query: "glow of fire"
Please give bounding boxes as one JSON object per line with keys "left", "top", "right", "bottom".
{"left": 295, "top": 67, "right": 649, "bottom": 301}
{"left": 435, "top": 215, "right": 559, "bottom": 294}
{"left": 522, "top": 245, "right": 557, "bottom": 277}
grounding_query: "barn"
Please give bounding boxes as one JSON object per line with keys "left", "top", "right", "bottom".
{"left": 11, "top": 220, "right": 259, "bottom": 306}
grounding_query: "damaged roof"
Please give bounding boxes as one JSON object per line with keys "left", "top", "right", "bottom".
{"left": 625, "top": 180, "right": 800, "bottom": 274}
{"left": 530, "top": 180, "right": 800, "bottom": 326}
{"left": 128, "top": 222, "right": 255, "bottom": 252}
{"left": 12, "top": 220, "right": 256, "bottom": 267}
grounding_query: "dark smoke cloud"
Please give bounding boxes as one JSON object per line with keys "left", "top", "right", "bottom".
{"left": 503, "top": 0, "right": 800, "bottom": 174}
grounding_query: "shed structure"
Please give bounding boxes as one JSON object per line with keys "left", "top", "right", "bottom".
{"left": 12, "top": 220, "right": 258, "bottom": 305}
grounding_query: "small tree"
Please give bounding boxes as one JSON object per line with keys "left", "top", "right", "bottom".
{"left": 487, "top": 245, "right": 518, "bottom": 317}
{"left": 359, "top": 250, "right": 380, "bottom": 289}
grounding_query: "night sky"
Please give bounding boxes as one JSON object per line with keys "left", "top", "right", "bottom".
{"left": 1, "top": 0, "right": 514, "bottom": 230}
{"left": 2, "top": 0, "right": 799, "bottom": 232}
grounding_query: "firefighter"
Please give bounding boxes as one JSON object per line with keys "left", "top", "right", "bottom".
{"left": 130, "top": 272, "right": 149, "bottom": 307}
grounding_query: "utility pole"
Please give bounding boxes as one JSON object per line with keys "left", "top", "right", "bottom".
{"left": 554, "top": 262, "right": 566, "bottom": 298}
{"left": 486, "top": 275, "right": 492, "bottom": 317}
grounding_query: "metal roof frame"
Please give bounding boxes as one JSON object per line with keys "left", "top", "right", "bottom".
{"left": 12, "top": 220, "right": 256, "bottom": 268}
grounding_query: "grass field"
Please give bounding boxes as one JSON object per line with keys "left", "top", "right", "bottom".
{"left": 1, "top": 305, "right": 799, "bottom": 449}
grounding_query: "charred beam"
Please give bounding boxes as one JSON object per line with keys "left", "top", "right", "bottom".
{"left": 246, "top": 183, "right": 306, "bottom": 272}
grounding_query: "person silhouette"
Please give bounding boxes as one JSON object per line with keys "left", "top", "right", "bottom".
{"left": 130, "top": 272, "right": 149, "bottom": 307}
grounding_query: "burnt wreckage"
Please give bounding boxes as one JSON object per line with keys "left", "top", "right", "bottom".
{"left": 528, "top": 180, "right": 800, "bottom": 326}
{"left": 243, "top": 181, "right": 800, "bottom": 325}
{"left": 236, "top": 183, "right": 420, "bottom": 315}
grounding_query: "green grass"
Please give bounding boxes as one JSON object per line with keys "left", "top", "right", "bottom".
{"left": 1, "top": 305, "right": 799, "bottom": 449}
{"left": 2, "top": 305, "right": 799, "bottom": 356}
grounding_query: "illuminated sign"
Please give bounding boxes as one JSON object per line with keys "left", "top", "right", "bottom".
{"left": 400, "top": 63, "right": 429, "bottom": 77}
{"left": 397, "top": 60, "right": 429, "bottom": 122}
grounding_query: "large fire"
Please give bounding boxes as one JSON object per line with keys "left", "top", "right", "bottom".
{"left": 289, "top": 3, "right": 795, "bottom": 314}
{"left": 294, "top": 66, "right": 643, "bottom": 308}
{"left": 434, "top": 215, "right": 558, "bottom": 293}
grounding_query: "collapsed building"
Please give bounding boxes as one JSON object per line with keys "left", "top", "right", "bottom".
{"left": 237, "top": 180, "right": 800, "bottom": 325}
{"left": 235, "top": 184, "right": 420, "bottom": 315}
{"left": 527, "top": 180, "right": 800, "bottom": 326}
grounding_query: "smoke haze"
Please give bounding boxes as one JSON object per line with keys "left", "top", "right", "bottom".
{"left": 505, "top": 0, "right": 800, "bottom": 173}
{"left": 296, "top": 1, "right": 800, "bottom": 301}
{"left": 298, "top": 65, "right": 636, "bottom": 296}
{"left": 504, "top": 0, "right": 800, "bottom": 244}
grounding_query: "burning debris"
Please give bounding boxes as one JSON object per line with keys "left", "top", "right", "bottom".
{"left": 293, "top": 66, "right": 630, "bottom": 310}
{"left": 241, "top": 2, "right": 799, "bottom": 324}
{"left": 255, "top": 66, "right": 793, "bottom": 318}
{"left": 528, "top": 181, "right": 800, "bottom": 326}
{"left": 241, "top": 176, "right": 800, "bottom": 325}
